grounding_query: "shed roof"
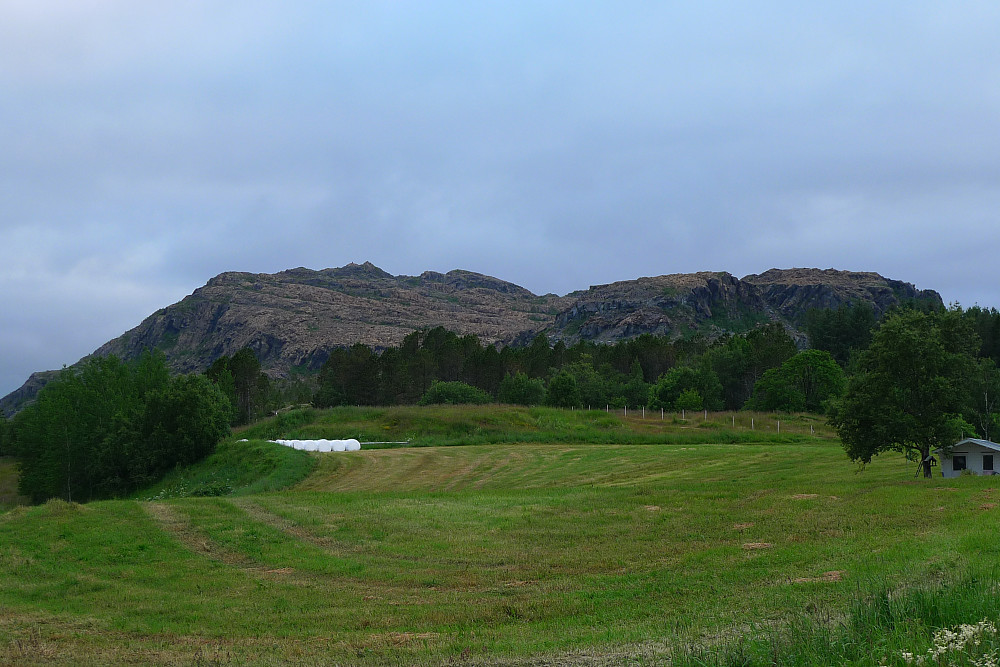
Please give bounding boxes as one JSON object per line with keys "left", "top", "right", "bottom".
{"left": 936, "top": 438, "right": 1000, "bottom": 454}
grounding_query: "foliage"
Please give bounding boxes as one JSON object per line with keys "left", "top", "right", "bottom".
{"left": 674, "top": 388, "right": 704, "bottom": 411}
{"left": 417, "top": 381, "right": 492, "bottom": 406}
{"left": 746, "top": 349, "right": 845, "bottom": 412}
{"left": 313, "top": 343, "right": 378, "bottom": 407}
{"left": 703, "top": 323, "right": 797, "bottom": 410}
{"left": 139, "top": 375, "right": 232, "bottom": 479}
{"left": 647, "top": 365, "right": 723, "bottom": 411}
{"left": 967, "top": 358, "right": 1000, "bottom": 442}
{"left": 805, "top": 301, "right": 877, "bottom": 366}
{"left": 0, "top": 414, "right": 9, "bottom": 456}
{"left": 498, "top": 372, "right": 546, "bottom": 406}
{"left": 206, "top": 348, "right": 273, "bottom": 424}
{"left": 545, "top": 371, "right": 581, "bottom": 408}
{"left": 964, "top": 305, "right": 1000, "bottom": 366}
{"left": 311, "top": 327, "right": 688, "bottom": 409}
{"left": 305, "top": 323, "right": 812, "bottom": 414}
{"left": 672, "top": 573, "right": 1000, "bottom": 667}
{"left": 11, "top": 352, "right": 231, "bottom": 502}
{"left": 831, "top": 309, "right": 979, "bottom": 477}
{"left": 559, "top": 357, "right": 608, "bottom": 408}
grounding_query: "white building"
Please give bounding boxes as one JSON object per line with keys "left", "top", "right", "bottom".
{"left": 938, "top": 438, "right": 1000, "bottom": 478}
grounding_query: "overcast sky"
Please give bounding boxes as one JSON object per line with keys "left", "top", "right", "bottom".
{"left": 3, "top": 2, "right": 1000, "bottom": 397}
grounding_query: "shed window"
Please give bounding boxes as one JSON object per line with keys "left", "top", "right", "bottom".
{"left": 985, "top": 455, "right": 994, "bottom": 471}
{"left": 954, "top": 455, "right": 967, "bottom": 471}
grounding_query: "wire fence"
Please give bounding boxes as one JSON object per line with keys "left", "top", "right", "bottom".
{"left": 576, "top": 405, "right": 825, "bottom": 436}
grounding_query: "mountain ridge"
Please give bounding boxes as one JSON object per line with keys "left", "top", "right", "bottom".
{"left": 1, "top": 264, "right": 942, "bottom": 416}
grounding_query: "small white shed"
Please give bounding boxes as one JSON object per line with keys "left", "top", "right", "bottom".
{"left": 937, "top": 438, "right": 1000, "bottom": 478}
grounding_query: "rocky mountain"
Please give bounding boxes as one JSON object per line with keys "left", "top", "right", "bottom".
{"left": 1, "top": 264, "right": 942, "bottom": 415}
{"left": 742, "top": 268, "right": 944, "bottom": 324}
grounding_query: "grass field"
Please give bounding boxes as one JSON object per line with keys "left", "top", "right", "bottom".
{"left": 1, "top": 406, "right": 998, "bottom": 665}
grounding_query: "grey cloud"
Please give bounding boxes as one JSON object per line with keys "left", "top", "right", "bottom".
{"left": 2, "top": 2, "right": 1000, "bottom": 395}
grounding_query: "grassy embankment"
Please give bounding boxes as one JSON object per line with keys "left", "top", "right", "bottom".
{"left": 0, "top": 406, "right": 998, "bottom": 665}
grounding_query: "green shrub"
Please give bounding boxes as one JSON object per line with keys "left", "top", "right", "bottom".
{"left": 418, "top": 381, "right": 492, "bottom": 406}
{"left": 498, "top": 372, "right": 546, "bottom": 406}
{"left": 545, "top": 371, "right": 581, "bottom": 408}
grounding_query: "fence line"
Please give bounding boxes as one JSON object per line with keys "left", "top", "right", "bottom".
{"left": 587, "top": 406, "right": 819, "bottom": 435}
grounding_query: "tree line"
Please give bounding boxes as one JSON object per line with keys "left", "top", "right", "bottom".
{"left": 312, "top": 322, "right": 843, "bottom": 413}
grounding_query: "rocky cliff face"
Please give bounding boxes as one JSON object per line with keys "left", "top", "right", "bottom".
{"left": 742, "top": 268, "right": 943, "bottom": 324}
{"left": 1, "top": 264, "right": 942, "bottom": 415}
{"left": 549, "top": 272, "right": 776, "bottom": 343}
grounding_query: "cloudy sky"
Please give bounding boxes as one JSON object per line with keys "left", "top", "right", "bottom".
{"left": 2, "top": 2, "right": 1000, "bottom": 396}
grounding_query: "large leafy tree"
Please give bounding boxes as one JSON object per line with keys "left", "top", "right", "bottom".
{"left": 830, "top": 309, "right": 978, "bottom": 478}
{"left": 546, "top": 371, "right": 581, "bottom": 408}
{"left": 746, "top": 349, "right": 845, "bottom": 412}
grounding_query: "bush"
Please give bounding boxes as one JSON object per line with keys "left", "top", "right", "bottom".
{"left": 498, "top": 373, "right": 546, "bottom": 406}
{"left": 418, "top": 381, "right": 492, "bottom": 406}
{"left": 545, "top": 371, "right": 581, "bottom": 408}
{"left": 675, "top": 388, "right": 704, "bottom": 411}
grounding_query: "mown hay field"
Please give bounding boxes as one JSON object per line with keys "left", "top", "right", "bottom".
{"left": 0, "top": 407, "right": 997, "bottom": 665}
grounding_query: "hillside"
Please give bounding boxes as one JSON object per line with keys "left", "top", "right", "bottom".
{"left": 1, "top": 264, "right": 941, "bottom": 415}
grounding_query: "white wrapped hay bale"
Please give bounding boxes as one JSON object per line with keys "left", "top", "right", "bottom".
{"left": 270, "top": 438, "right": 361, "bottom": 452}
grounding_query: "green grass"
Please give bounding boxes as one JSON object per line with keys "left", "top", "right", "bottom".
{"left": 135, "top": 437, "right": 316, "bottom": 500}
{"left": 266, "top": 404, "right": 833, "bottom": 448}
{"left": 0, "top": 406, "right": 998, "bottom": 665}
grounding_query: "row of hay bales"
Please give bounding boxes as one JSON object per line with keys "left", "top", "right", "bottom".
{"left": 272, "top": 439, "right": 361, "bottom": 452}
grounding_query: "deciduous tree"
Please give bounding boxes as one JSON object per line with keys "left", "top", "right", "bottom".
{"left": 831, "top": 309, "right": 978, "bottom": 478}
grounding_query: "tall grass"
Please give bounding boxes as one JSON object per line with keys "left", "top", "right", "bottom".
{"left": 672, "top": 571, "right": 1000, "bottom": 666}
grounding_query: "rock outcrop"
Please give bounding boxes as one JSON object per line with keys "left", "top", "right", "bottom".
{"left": 742, "top": 268, "right": 943, "bottom": 324}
